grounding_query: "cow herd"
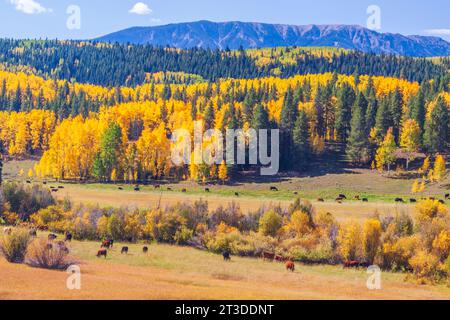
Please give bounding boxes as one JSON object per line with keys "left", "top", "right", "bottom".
{"left": 96, "top": 239, "right": 149, "bottom": 259}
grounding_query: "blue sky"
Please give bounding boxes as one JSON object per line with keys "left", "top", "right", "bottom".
{"left": 0, "top": 0, "right": 449, "bottom": 41}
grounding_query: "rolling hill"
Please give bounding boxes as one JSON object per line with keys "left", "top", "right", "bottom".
{"left": 96, "top": 20, "right": 450, "bottom": 57}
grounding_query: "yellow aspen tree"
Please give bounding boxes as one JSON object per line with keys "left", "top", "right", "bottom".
{"left": 218, "top": 160, "right": 228, "bottom": 184}
{"left": 433, "top": 155, "right": 446, "bottom": 181}
{"left": 400, "top": 119, "right": 421, "bottom": 170}
{"left": 411, "top": 180, "right": 420, "bottom": 193}
{"left": 375, "top": 128, "right": 397, "bottom": 173}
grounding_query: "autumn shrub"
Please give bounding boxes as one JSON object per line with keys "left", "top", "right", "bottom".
{"left": 337, "top": 220, "right": 363, "bottom": 262}
{"left": 0, "top": 228, "right": 31, "bottom": 263}
{"left": 289, "top": 241, "right": 337, "bottom": 264}
{"left": 259, "top": 210, "right": 283, "bottom": 237}
{"left": 363, "top": 219, "right": 382, "bottom": 264}
{"left": 414, "top": 199, "right": 450, "bottom": 249}
{"left": 408, "top": 250, "right": 444, "bottom": 283}
{"left": 145, "top": 209, "right": 185, "bottom": 243}
{"left": 1, "top": 182, "right": 54, "bottom": 220}
{"left": 208, "top": 202, "right": 245, "bottom": 230}
{"left": 26, "top": 238, "right": 75, "bottom": 270}
{"left": 381, "top": 235, "right": 422, "bottom": 271}
{"left": 174, "top": 226, "right": 194, "bottom": 245}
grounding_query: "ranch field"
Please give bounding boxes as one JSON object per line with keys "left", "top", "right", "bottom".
{"left": 3, "top": 160, "right": 449, "bottom": 222}
{"left": 1, "top": 235, "right": 450, "bottom": 300}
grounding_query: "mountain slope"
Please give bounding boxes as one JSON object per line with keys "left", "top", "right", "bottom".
{"left": 95, "top": 20, "right": 450, "bottom": 57}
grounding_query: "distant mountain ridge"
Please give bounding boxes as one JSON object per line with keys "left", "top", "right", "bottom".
{"left": 95, "top": 20, "right": 450, "bottom": 57}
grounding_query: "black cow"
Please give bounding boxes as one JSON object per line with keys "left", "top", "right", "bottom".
{"left": 121, "top": 246, "right": 129, "bottom": 254}
{"left": 395, "top": 198, "right": 405, "bottom": 203}
{"left": 270, "top": 186, "right": 279, "bottom": 191}
{"left": 222, "top": 251, "right": 231, "bottom": 261}
{"left": 143, "top": 246, "right": 149, "bottom": 253}
{"left": 65, "top": 232, "right": 73, "bottom": 242}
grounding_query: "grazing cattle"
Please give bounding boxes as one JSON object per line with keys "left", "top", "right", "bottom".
{"left": 3, "top": 227, "right": 12, "bottom": 235}
{"left": 410, "top": 198, "right": 417, "bottom": 203}
{"left": 121, "top": 246, "right": 129, "bottom": 254}
{"left": 235, "top": 192, "right": 239, "bottom": 197}
{"left": 317, "top": 198, "right": 325, "bottom": 202}
{"left": 154, "top": 185, "right": 160, "bottom": 189}
{"left": 58, "top": 186, "right": 64, "bottom": 189}
{"left": 167, "top": 187, "right": 173, "bottom": 191}
{"left": 205, "top": 188, "right": 210, "bottom": 192}
{"left": 26, "top": 180, "right": 31, "bottom": 184}
{"left": 56, "top": 241, "right": 66, "bottom": 249}
{"left": 344, "top": 261, "right": 360, "bottom": 268}
{"left": 362, "top": 198, "right": 369, "bottom": 202}
{"left": 43, "top": 181, "right": 47, "bottom": 185}
{"left": 222, "top": 251, "right": 231, "bottom": 261}
{"left": 182, "top": 189, "right": 187, "bottom": 193}
{"left": 65, "top": 232, "right": 73, "bottom": 242}
{"left": 293, "top": 192, "right": 298, "bottom": 195}
{"left": 97, "top": 249, "right": 107, "bottom": 258}
{"left": 354, "top": 195, "right": 360, "bottom": 200}
{"left": 338, "top": 194, "right": 347, "bottom": 200}
{"left": 51, "top": 189, "right": 58, "bottom": 193}
{"left": 134, "top": 187, "right": 140, "bottom": 191}
{"left": 438, "top": 199, "right": 445, "bottom": 204}
{"left": 395, "top": 198, "right": 405, "bottom": 203}
{"left": 445, "top": 194, "right": 450, "bottom": 200}
{"left": 270, "top": 186, "right": 279, "bottom": 191}
{"left": 48, "top": 234, "right": 57, "bottom": 241}
{"left": 29, "top": 228, "right": 37, "bottom": 237}
{"left": 275, "top": 255, "right": 286, "bottom": 263}
{"left": 101, "top": 240, "right": 113, "bottom": 249}
{"left": 285, "top": 261, "right": 295, "bottom": 272}
{"left": 429, "top": 197, "right": 435, "bottom": 201}
{"left": 143, "top": 246, "right": 149, "bottom": 254}
{"left": 262, "top": 251, "right": 275, "bottom": 261}
{"left": 118, "top": 187, "right": 123, "bottom": 190}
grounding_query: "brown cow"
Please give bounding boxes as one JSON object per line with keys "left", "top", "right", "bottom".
{"left": 344, "top": 261, "right": 360, "bottom": 268}
{"left": 143, "top": 246, "right": 149, "bottom": 253}
{"left": 286, "top": 261, "right": 295, "bottom": 272}
{"left": 97, "top": 249, "right": 107, "bottom": 258}
{"left": 317, "top": 198, "right": 325, "bottom": 202}
{"left": 101, "top": 240, "right": 113, "bottom": 249}
{"left": 48, "top": 234, "right": 57, "bottom": 241}
{"left": 262, "top": 251, "right": 275, "bottom": 261}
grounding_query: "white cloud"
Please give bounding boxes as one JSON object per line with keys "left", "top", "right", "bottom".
{"left": 129, "top": 2, "right": 152, "bottom": 15}
{"left": 9, "top": 0, "right": 51, "bottom": 14}
{"left": 424, "top": 29, "right": 450, "bottom": 36}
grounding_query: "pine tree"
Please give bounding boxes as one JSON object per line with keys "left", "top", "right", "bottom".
{"left": 375, "top": 97, "right": 392, "bottom": 138}
{"left": 335, "top": 83, "right": 356, "bottom": 142}
{"left": 252, "top": 104, "right": 269, "bottom": 131}
{"left": 389, "top": 88, "right": 403, "bottom": 141}
{"left": 280, "top": 87, "right": 298, "bottom": 169}
{"left": 204, "top": 103, "right": 215, "bottom": 131}
{"left": 424, "top": 96, "right": 449, "bottom": 154}
{"left": 346, "top": 93, "right": 370, "bottom": 164}
{"left": 292, "top": 109, "right": 311, "bottom": 170}
{"left": 93, "top": 123, "right": 123, "bottom": 182}
{"left": 409, "top": 90, "right": 426, "bottom": 130}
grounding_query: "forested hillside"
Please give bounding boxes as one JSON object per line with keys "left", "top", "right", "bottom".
{"left": 0, "top": 57, "right": 448, "bottom": 183}
{"left": 0, "top": 40, "right": 448, "bottom": 86}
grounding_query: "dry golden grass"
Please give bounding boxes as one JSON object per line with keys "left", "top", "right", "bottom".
{"left": 0, "top": 239, "right": 449, "bottom": 300}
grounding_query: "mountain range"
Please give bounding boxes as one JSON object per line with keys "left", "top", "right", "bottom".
{"left": 95, "top": 20, "right": 450, "bottom": 57}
